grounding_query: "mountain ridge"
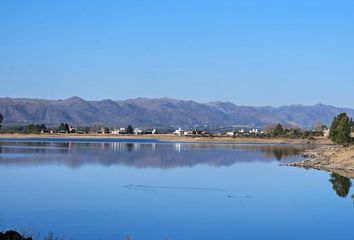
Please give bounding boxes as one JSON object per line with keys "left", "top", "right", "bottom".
{"left": 0, "top": 97, "right": 353, "bottom": 128}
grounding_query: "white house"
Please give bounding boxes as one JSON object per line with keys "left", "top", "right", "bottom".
{"left": 134, "top": 128, "right": 143, "bottom": 135}
{"left": 323, "top": 129, "right": 330, "bottom": 138}
{"left": 111, "top": 128, "right": 119, "bottom": 135}
{"left": 68, "top": 125, "right": 77, "bottom": 133}
{"left": 249, "top": 128, "right": 259, "bottom": 134}
{"left": 226, "top": 131, "right": 236, "bottom": 136}
{"left": 111, "top": 128, "right": 127, "bottom": 135}
{"left": 174, "top": 128, "right": 184, "bottom": 135}
{"left": 184, "top": 131, "right": 194, "bottom": 136}
{"left": 238, "top": 129, "right": 245, "bottom": 134}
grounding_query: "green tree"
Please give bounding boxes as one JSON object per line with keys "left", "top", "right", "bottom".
{"left": 126, "top": 125, "right": 134, "bottom": 134}
{"left": 329, "top": 113, "right": 351, "bottom": 145}
{"left": 273, "top": 123, "right": 284, "bottom": 136}
{"left": 329, "top": 173, "right": 352, "bottom": 198}
{"left": 58, "top": 122, "right": 69, "bottom": 132}
{"left": 27, "top": 123, "right": 46, "bottom": 134}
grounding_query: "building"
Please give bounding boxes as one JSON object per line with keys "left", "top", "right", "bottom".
{"left": 144, "top": 129, "right": 157, "bottom": 134}
{"left": 249, "top": 128, "right": 259, "bottom": 134}
{"left": 174, "top": 128, "right": 184, "bottom": 135}
{"left": 68, "top": 125, "right": 77, "bottom": 133}
{"left": 226, "top": 131, "right": 236, "bottom": 136}
{"left": 111, "top": 128, "right": 127, "bottom": 135}
{"left": 323, "top": 129, "right": 330, "bottom": 138}
{"left": 184, "top": 131, "right": 194, "bottom": 136}
{"left": 134, "top": 128, "right": 143, "bottom": 135}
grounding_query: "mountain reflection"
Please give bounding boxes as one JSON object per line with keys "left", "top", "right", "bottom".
{"left": 0, "top": 141, "right": 314, "bottom": 169}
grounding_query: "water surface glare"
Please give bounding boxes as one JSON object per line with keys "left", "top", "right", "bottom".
{"left": 0, "top": 139, "right": 353, "bottom": 240}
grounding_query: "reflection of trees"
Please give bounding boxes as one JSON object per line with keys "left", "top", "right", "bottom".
{"left": 0, "top": 141, "right": 313, "bottom": 169}
{"left": 272, "top": 149, "right": 283, "bottom": 160}
{"left": 329, "top": 173, "right": 352, "bottom": 198}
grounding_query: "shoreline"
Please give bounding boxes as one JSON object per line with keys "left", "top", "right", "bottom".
{"left": 0, "top": 133, "right": 332, "bottom": 145}
{"left": 288, "top": 145, "right": 354, "bottom": 179}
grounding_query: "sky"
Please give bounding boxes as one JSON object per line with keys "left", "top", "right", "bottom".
{"left": 0, "top": 0, "right": 353, "bottom": 107}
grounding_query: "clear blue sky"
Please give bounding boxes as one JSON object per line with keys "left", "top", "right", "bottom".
{"left": 1, "top": 0, "right": 353, "bottom": 107}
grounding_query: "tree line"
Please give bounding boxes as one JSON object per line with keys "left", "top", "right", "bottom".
{"left": 0, "top": 111, "right": 353, "bottom": 144}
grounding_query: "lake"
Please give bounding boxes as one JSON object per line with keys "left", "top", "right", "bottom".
{"left": 0, "top": 139, "right": 353, "bottom": 240}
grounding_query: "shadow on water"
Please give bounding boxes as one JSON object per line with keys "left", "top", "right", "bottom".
{"left": 329, "top": 173, "right": 352, "bottom": 198}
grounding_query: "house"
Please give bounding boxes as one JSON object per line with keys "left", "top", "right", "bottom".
{"left": 184, "top": 131, "right": 194, "bottom": 136}
{"left": 144, "top": 129, "right": 157, "bottom": 134}
{"left": 111, "top": 128, "right": 127, "bottom": 135}
{"left": 111, "top": 128, "right": 119, "bottom": 135}
{"left": 226, "top": 131, "right": 236, "bottom": 136}
{"left": 238, "top": 129, "right": 245, "bottom": 134}
{"left": 68, "top": 125, "right": 77, "bottom": 133}
{"left": 134, "top": 128, "right": 143, "bottom": 135}
{"left": 98, "top": 127, "right": 107, "bottom": 134}
{"left": 193, "top": 129, "right": 202, "bottom": 135}
{"left": 323, "top": 129, "right": 330, "bottom": 138}
{"left": 249, "top": 128, "right": 259, "bottom": 134}
{"left": 174, "top": 128, "right": 184, "bottom": 135}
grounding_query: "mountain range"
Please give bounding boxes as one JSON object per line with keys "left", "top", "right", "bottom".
{"left": 0, "top": 97, "right": 353, "bottom": 129}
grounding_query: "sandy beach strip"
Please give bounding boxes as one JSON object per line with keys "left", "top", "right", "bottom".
{"left": 0, "top": 133, "right": 332, "bottom": 145}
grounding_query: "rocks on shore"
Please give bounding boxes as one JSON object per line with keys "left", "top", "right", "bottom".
{"left": 288, "top": 145, "right": 354, "bottom": 179}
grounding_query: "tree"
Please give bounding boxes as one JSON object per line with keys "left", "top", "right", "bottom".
{"left": 0, "top": 113, "right": 3, "bottom": 130}
{"left": 58, "top": 122, "right": 69, "bottom": 132}
{"left": 27, "top": 123, "right": 46, "bottom": 134}
{"left": 126, "top": 125, "right": 134, "bottom": 134}
{"left": 329, "top": 113, "right": 351, "bottom": 145}
{"left": 329, "top": 173, "right": 352, "bottom": 198}
{"left": 273, "top": 123, "right": 284, "bottom": 136}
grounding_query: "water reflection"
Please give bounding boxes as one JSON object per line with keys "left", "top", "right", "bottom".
{"left": 0, "top": 141, "right": 313, "bottom": 169}
{"left": 329, "top": 173, "right": 352, "bottom": 198}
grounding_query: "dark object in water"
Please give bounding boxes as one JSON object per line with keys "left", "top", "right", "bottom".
{"left": 0, "top": 230, "right": 32, "bottom": 240}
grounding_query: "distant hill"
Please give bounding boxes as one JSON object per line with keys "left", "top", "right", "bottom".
{"left": 0, "top": 97, "right": 353, "bottom": 129}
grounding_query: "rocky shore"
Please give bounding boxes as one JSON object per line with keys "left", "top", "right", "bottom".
{"left": 288, "top": 145, "right": 354, "bottom": 179}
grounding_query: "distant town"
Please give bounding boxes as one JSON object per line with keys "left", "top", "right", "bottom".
{"left": 0, "top": 120, "right": 337, "bottom": 139}
{"left": 1, "top": 110, "right": 354, "bottom": 140}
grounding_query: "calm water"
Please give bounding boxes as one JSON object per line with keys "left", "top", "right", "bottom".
{"left": 0, "top": 139, "right": 353, "bottom": 240}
